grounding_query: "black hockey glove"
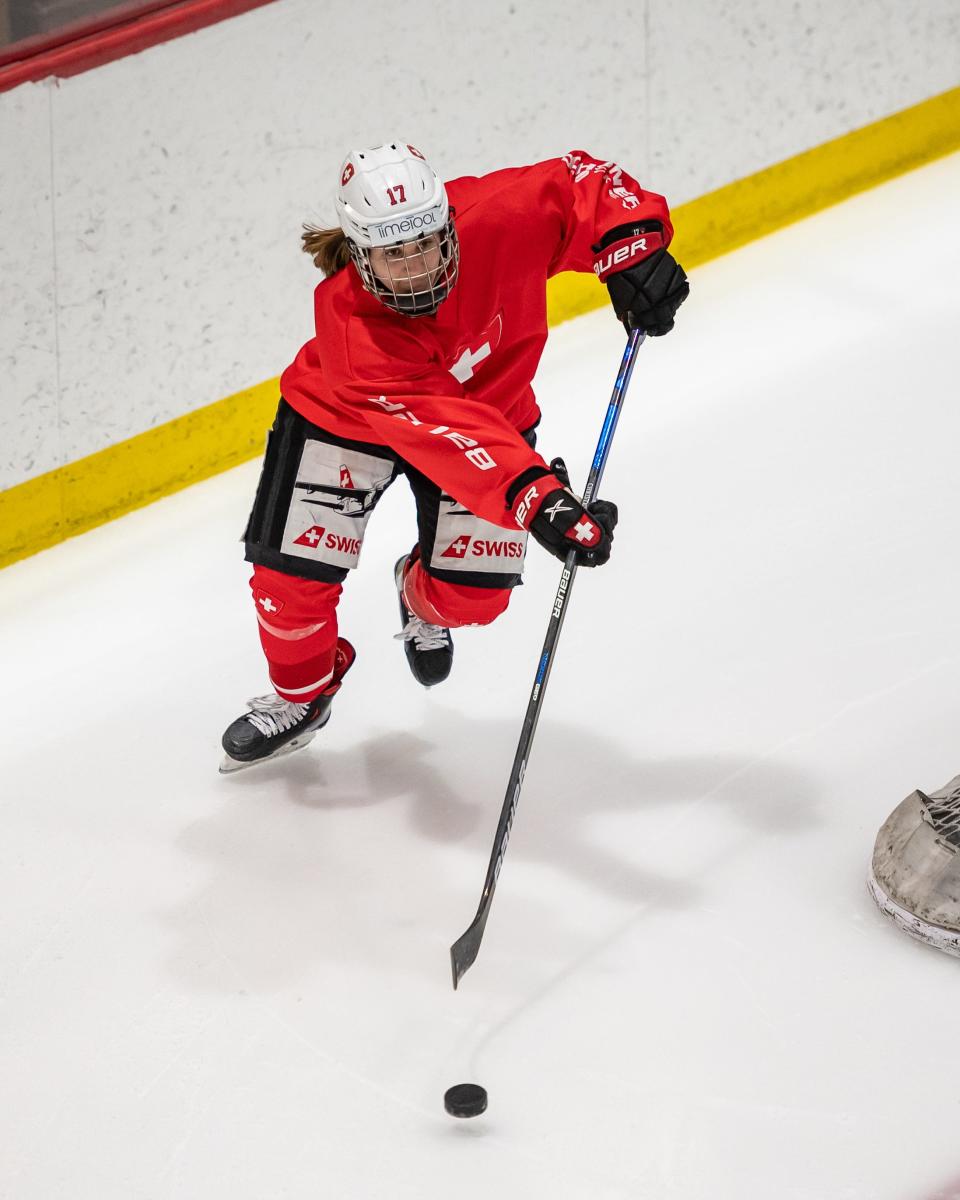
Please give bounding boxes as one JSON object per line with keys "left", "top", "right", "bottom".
{"left": 507, "top": 457, "right": 618, "bottom": 568}
{"left": 593, "top": 221, "right": 689, "bottom": 336}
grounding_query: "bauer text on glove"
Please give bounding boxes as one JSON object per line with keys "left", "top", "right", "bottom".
{"left": 594, "top": 221, "right": 689, "bottom": 336}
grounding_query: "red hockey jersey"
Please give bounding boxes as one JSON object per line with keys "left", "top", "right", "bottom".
{"left": 280, "top": 152, "right": 673, "bottom": 529}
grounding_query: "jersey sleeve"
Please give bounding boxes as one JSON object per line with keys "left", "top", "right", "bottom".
{"left": 338, "top": 318, "right": 549, "bottom": 529}
{"left": 542, "top": 151, "right": 674, "bottom": 277}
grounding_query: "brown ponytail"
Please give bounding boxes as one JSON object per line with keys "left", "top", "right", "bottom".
{"left": 301, "top": 224, "right": 352, "bottom": 275}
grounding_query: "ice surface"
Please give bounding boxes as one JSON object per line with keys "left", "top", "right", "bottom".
{"left": 1, "top": 153, "right": 959, "bottom": 1200}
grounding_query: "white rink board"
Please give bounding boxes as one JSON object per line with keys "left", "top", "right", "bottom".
{"left": 0, "top": 82, "right": 58, "bottom": 483}
{"left": 1, "top": 0, "right": 959, "bottom": 488}
{"left": 1, "top": 154, "right": 960, "bottom": 1200}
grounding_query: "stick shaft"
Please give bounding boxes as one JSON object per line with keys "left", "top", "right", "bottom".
{"left": 449, "top": 329, "right": 645, "bottom": 988}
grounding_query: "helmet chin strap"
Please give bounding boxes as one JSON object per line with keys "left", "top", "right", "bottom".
{"left": 379, "top": 280, "right": 451, "bottom": 316}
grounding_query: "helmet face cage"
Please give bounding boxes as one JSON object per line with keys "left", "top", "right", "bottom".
{"left": 349, "top": 217, "right": 460, "bottom": 317}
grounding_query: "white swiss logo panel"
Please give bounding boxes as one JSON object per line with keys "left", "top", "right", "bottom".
{"left": 430, "top": 496, "right": 529, "bottom": 575}
{"left": 281, "top": 441, "right": 394, "bottom": 570}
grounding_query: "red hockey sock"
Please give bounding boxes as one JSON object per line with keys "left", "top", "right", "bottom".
{"left": 250, "top": 566, "right": 343, "bottom": 702}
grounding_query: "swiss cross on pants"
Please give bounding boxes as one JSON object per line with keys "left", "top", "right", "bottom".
{"left": 258, "top": 596, "right": 279, "bottom": 613}
{"left": 293, "top": 524, "right": 326, "bottom": 548}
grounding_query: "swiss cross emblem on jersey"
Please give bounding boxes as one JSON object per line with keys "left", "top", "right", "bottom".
{"left": 293, "top": 525, "right": 326, "bottom": 548}
{"left": 449, "top": 312, "right": 504, "bottom": 384}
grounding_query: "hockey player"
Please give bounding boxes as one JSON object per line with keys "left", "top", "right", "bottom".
{"left": 221, "top": 141, "right": 689, "bottom": 772}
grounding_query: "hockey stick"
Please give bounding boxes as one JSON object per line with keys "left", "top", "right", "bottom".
{"left": 450, "top": 328, "right": 646, "bottom": 988}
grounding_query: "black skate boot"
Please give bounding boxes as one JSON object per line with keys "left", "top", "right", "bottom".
{"left": 220, "top": 638, "right": 356, "bottom": 773}
{"left": 394, "top": 553, "right": 453, "bottom": 687}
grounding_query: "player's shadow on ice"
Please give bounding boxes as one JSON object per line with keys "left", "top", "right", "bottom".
{"left": 164, "top": 713, "right": 819, "bottom": 994}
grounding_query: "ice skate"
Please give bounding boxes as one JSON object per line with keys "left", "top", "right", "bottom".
{"left": 394, "top": 554, "right": 454, "bottom": 687}
{"left": 869, "top": 772, "right": 960, "bottom": 958}
{"left": 220, "top": 638, "right": 355, "bottom": 773}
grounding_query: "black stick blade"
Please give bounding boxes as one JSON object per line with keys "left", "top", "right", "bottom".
{"left": 450, "top": 908, "right": 489, "bottom": 989}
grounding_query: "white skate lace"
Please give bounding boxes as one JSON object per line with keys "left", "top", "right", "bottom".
{"left": 924, "top": 774, "right": 960, "bottom": 850}
{"left": 394, "top": 617, "right": 450, "bottom": 652}
{"left": 244, "top": 694, "right": 310, "bottom": 739}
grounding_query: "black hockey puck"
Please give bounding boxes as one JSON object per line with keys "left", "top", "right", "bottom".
{"left": 444, "top": 1083, "right": 488, "bottom": 1118}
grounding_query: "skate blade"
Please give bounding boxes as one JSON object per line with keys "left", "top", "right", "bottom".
{"left": 219, "top": 730, "right": 318, "bottom": 775}
{"left": 867, "top": 867, "right": 960, "bottom": 959}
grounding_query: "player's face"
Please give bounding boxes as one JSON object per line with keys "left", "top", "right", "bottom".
{"left": 369, "top": 235, "right": 443, "bottom": 294}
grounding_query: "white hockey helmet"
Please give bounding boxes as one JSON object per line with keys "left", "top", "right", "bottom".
{"left": 335, "top": 141, "right": 459, "bottom": 316}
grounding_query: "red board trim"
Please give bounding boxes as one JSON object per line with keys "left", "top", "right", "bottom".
{"left": 0, "top": 0, "right": 277, "bottom": 93}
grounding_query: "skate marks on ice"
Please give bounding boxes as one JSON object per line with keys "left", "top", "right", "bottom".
{"left": 441, "top": 717, "right": 822, "bottom": 1062}
{"left": 164, "top": 710, "right": 819, "bottom": 999}
{"left": 154, "top": 711, "right": 820, "bottom": 1196}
